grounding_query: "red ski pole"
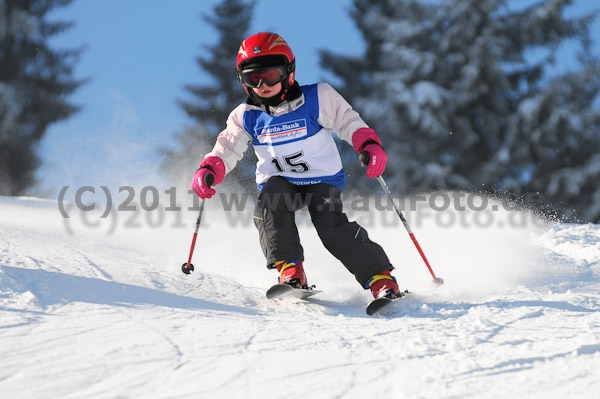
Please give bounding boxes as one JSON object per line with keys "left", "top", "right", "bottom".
{"left": 181, "top": 174, "right": 213, "bottom": 275}
{"left": 360, "top": 152, "right": 444, "bottom": 285}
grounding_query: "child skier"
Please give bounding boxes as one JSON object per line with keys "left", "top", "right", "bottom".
{"left": 191, "top": 32, "right": 402, "bottom": 299}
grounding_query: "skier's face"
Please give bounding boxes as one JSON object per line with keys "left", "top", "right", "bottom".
{"left": 252, "top": 81, "right": 282, "bottom": 98}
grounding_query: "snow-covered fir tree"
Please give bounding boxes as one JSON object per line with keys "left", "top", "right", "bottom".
{"left": 321, "top": 0, "right": 600, "bottom": 222}
{"left": 0, "top": 0, "right": 82, "bottom": 196}
{"left": 162, "top": 0, "right": 256, "bottom": 192}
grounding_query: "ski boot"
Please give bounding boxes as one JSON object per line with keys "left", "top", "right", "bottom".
{"left": 272, "top": 260, "right": 308, "bottom": 289}
{"left": 367, "top": 270, "right": 401, "bottom": 299}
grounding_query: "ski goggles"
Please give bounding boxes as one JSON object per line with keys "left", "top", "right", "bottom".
{"left": 240, "top": 65, "right": 286, "bottom": 88}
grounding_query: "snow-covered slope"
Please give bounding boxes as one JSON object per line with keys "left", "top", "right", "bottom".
{"left": 1, "top": 195, "right": 599, "bottom": 399}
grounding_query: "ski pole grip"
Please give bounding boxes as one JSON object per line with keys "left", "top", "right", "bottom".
{"left": 203, "top": 172, "right": 215, "bottom": 188}
{"left": 359, "top": 151, "right": 370, "bottom": 167}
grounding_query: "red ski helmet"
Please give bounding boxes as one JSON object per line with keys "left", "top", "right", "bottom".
{"left": 236, "top": 32, "right": 296, "bottom": 92}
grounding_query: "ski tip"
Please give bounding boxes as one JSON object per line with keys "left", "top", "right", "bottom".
{"left": 366, "top": 290, "right": 411, "bottom": 316}
{"left": 266, "top": 283, "right": 321, "bottom": 300}
{"left": 433, "top": 277, "right": 444, "bottom": 285}
{"left": 366, "top": 297, "right": 393, "bottom": 316}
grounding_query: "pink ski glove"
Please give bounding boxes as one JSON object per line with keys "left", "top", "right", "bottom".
{"left": 361, "top": 143, "right": 387, "bottom": 178}
{"left": 351, "top": 127, "right": 387, "bottom": 178}
{"left": 191, "top": 156, "right": 226, "bottom": 199}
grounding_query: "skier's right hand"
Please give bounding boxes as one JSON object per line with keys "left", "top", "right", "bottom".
{"left": 191, "top": 156, "right": 225, "bottom": 199}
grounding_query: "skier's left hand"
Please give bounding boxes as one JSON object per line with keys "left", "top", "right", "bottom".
{"left": 352, "top": 127, "right": 387, "bottom": 178}
{"left": 361, "top": 143, "right": 387, "bottom": 178}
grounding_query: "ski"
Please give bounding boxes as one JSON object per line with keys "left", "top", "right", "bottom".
{"left": 366, "top": 290, "right": 409, "bottom": 316}
{"left": 266, "top": 283, "right": 321, "bottom": 300}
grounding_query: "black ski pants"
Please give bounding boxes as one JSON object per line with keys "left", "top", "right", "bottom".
{"left": 253, "top": 176, "right": 393, "bottom": 288}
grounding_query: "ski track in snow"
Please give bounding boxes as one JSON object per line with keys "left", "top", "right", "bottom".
{"left": 1, "top": 196, "right": 599, "bottom": 398}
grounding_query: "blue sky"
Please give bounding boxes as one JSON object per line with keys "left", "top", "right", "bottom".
{"left": 37, "top": 0, "right": 599, "bottom": 198}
